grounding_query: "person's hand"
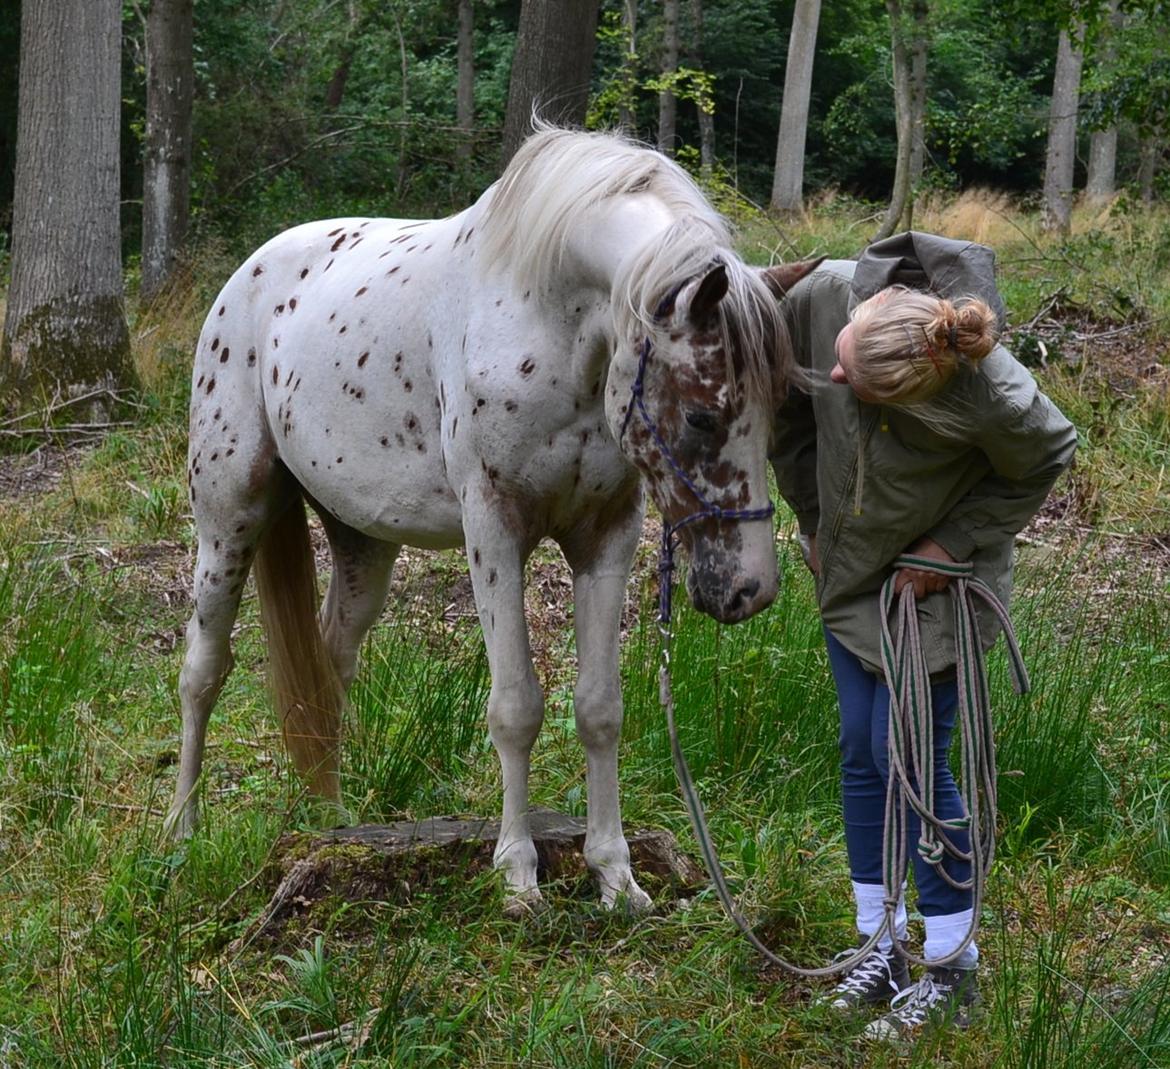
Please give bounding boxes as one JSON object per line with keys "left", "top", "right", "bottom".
{"left": 808, "top": 533, "right": 820, "bottom": 576}
{"left": 894, "top": 536, "right": 956, "bottom": 598}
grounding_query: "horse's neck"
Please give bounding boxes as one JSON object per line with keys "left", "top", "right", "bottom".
{"left": 568, "top": 195, "right": 677, "bottom": 299}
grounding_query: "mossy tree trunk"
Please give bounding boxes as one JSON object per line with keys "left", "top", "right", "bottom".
{"left": 2, "top": 0, "right": 132, "bottom": 411}
{"left": 688, "top": 0, "right": 715, "bottom": 178}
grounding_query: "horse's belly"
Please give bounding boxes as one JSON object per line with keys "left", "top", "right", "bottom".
{"left": 266, "top": 334, "right": 463, "bottom": 547}
{"left": 292, "top": 450, "right": 464, "bottom": 548}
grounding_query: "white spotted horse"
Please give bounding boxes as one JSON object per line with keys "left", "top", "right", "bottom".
{"left": 170, "top": 125, "right": 819, "bottom": 912}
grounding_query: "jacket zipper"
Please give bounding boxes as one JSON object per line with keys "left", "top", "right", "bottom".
{"left": 819, "top": 403, "right": 881, "bottom": 590}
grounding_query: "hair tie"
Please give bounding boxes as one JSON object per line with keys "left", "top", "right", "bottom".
{"left": 920, "top": 325, "right": 945, "bottom": 379}
{"left": 947, "top": 325, "right": 959, "bottom": 351}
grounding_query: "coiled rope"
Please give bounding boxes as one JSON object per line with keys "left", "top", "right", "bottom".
{"left": 661, "top": 550, "right": 1030, "bottom": 976}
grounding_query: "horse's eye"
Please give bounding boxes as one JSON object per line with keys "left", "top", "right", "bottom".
{"left": 685, "top": 410, "right": 719, "bottom": 433}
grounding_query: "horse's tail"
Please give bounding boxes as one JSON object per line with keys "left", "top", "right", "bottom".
{"left": 253, "top": 491, "right": 345, "bottom": 803}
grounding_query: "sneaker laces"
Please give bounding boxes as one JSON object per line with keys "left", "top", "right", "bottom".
{"left": 885, "top": 972, "right": 950, "bottom": 1026}
{"left": 831, "top": 950, "right": 897, "bottom": 995}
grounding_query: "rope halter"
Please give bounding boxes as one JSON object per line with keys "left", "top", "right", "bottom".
{"left": 620, "top": 328, "right": 775, "bottom": 627}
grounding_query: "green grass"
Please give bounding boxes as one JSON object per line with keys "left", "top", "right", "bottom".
{"left": 8, "top": 526, "right": 1164, "bottom": 1066}
{"left": 1, "top": 197, "right": 1169, "bottom": 1065}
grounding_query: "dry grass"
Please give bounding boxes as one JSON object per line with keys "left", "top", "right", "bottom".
{"left": 915, "top": 187, "right": 1023, "bottom": 247}
{"left": 130, "top": 267, "right": 208, "bottom": 392}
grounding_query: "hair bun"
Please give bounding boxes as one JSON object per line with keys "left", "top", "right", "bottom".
{"left": 942, "top": 298, "right": 998, "bottom": 364}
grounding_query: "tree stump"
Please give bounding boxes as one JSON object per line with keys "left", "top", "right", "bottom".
{"left": 233, "top": 809, "right": 706, "bottom": 948}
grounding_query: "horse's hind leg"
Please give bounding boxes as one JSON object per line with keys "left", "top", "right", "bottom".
{"left": 166, "top": 508, "right": 273, "bottom": 838}
{"left": 315, "top": 511, "right": 399, "bottom": 689}
{"left": 562, "top": 496, "right": 651, "bottom": 911}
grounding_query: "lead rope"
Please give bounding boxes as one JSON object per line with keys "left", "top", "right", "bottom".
{"left": 659, "top": 549, "right": 1028, "bottom": 977}
{"left": 877, "top": 554, "right": 1028, "bottom": 967}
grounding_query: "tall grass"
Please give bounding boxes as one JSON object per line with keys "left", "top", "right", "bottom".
{"left": 345, "top": 613, "right": 491, "bottom": 819}
{"left": 0, "top": 545, "right": 128, "bottom": 830}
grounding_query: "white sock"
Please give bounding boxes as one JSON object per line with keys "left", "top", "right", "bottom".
{"left": 924, "top": 909, "right": 979, "bottom": 969}
{"left": 853, "top": 880, "right": 907, "bottom": 953}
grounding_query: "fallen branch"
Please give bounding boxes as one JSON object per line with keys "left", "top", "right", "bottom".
{"left": 289, "top": 1008, "right": 379, "bottom": 1051}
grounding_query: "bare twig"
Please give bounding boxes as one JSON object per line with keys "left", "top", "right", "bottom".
{"left": 0, "top": 422, "right": 135, "bottom": 439}
{"left": 0, "top": 387, "right": 141, "bottom": 428}
{"left": 220, "top": 125, "right": 368, "bottom": 200}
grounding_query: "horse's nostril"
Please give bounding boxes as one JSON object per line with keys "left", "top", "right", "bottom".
{"left": 732, "top": 579, "right": 761, "bottom": 608}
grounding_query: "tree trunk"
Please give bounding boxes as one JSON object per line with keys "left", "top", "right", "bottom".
{"left": 770, "top": 0, "right": 821, "bottom": 215}
{"left": 657, "top": 0, "right": 680, "bottom": 155}
{"left": 2, "top": 0, "right": 132, "bottom": 406}
{"left": 1138, "top": 136, "right": 1161, "bottom": 204}
{"left": 323, "top": 2, "right": 359, "bottom": 111}
{"left": 1042, "top": 24, "right": 1085, "bottom": 234}
{"left": 141, "top": 0, "right": 194, "bottom": 303}
{"left": 1085, "top": 0, "right": 1121, "bottom": 203}
{"left": 689, "top": 0, "right": 715, "bottom": 177}
{"left": 873, "top": 0, "right": 916, "bottom": 241}
{"left": 1086, "top": 126, "right": 1118, "bottom": 202}
{"left": 618, "top": 0, "right": 637, "bottom": 133}
{"left": 501, "top": 0, "right": 601, "bottom": 166}
{"left": 907, "top": 0, "right": 928, "bottom": 194}
{"left": 456, "top": 0, "right": 475, "bottom": 161}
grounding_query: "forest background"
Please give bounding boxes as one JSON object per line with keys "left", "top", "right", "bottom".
{"left": 0, "top": 1, "right": 1168, "bottom": 1067}
{"left": 0, "top": 0, "right": 1166, "bottom": 275}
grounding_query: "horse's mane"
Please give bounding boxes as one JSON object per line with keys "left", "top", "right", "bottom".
{"left": 479, "top": 125, "right": 792, "bottom": 404}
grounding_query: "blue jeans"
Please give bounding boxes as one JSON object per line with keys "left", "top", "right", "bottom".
{"left": 825, "top": 628, "right": 972, "bottom": 917}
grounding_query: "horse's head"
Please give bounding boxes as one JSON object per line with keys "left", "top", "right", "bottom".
{"left": 608, "top": 256, "right": 820, "bottom": 624}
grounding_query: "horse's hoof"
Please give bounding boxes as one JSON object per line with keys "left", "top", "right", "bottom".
{"left": 600, "top": 879, "right": 653, "bottom": 915}
{"left": 502, "top": 888, "right": 547, "bottom": 919}
{"left": 162, "top": 807, "right": 197, "bottom": 842}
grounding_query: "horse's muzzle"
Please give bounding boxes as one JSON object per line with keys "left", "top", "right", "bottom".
{"left": 686, "top": 565, "right": 776, "bottom": 623}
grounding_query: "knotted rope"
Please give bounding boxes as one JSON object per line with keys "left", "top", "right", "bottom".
{"left": 876, "top": 554, "right": 1028, "bottom": 966}
{"left": 660, "top": 551, "right": 1029, "bottom": 976}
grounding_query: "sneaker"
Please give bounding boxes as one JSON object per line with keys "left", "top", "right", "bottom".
{"left": 863, "top": 965, "right": 979, "bottom": 1041}
{"left": 814, "top": 945, "right": 911, "bottom": 1011}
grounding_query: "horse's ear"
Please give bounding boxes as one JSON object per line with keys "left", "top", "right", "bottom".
{"left": 760, "top": 256, "right": 826, "bottom": 299}
{"left": 688, "top": 263, "right": 729, "bottom": 325}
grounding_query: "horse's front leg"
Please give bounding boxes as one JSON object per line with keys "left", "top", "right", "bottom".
{"left": 562, "top": 496, "right": 651, "bottom": 911}
{"left": 463, "top": 503, "right": 545, "bottom": 914}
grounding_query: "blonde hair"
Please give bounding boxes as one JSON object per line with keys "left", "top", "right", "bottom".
{"left": 848, "top": 286, "right": 999, "bottom": 405}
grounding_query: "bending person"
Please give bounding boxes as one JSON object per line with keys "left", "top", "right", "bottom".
{"left": 770, "top": 231, "right": 1077, "bottom": 1043}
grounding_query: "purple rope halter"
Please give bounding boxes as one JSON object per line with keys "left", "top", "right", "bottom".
{"left": 620, "top": 321, "right": 774, "bottom": 626}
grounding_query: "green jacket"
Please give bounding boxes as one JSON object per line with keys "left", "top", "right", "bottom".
{"left": 771, "top": 232, "right": 1078, "bottom": 676}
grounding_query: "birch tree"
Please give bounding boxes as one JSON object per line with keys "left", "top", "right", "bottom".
{"left": 142, "top": 0, "right": 195, "bottom": 302}
{"left": 770, "top": 0, "right": 821, "bottom": 215}
{"left": 1042, "top": 21, "right": 1085, "bottom": 233}
{"left": 873, "top": 0, "right": 929, "bottom": 240}
{"left": 657, "top": 0, "right": 680, "bottom": 155}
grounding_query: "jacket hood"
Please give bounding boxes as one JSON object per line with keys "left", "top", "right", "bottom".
{"left": 849, "top": 230, "right": 1007, "bottom": 330}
